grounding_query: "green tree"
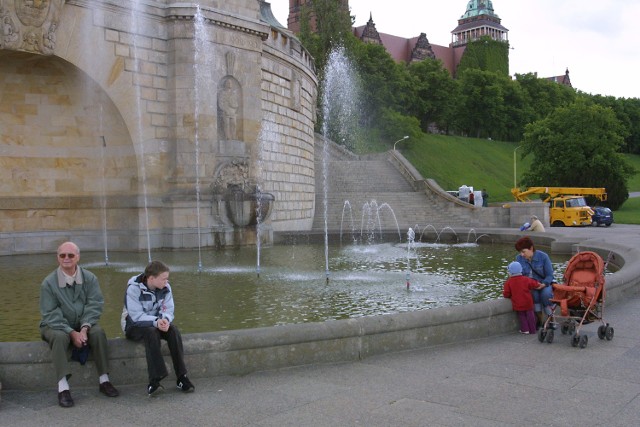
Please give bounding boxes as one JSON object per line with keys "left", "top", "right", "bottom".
{"left": 298, "top": 0, "right": 355, "bottom": 76}
{"left": 521, "top": 100, "right": 635, "bottom": 209}
{"left": 515, "top": 73, "right": 576, "bottom": 122}
{"left": 456, "top": 69, "right": 507, "bottom": 138}
{"left": 347, "top": 41, "right": 422, "bottom": 147}
{"left": 589, "top": 94, "right": 640, "bottom": 154}
{"left": 406, "top": 58, "right": 459, "bottom": 133}
{"left": 500, "top": 77, "right": 531, "bottom": 142}
{"left": 349, "top": 42, "right": 406, "bottom": 121}
{"left": 620, "top": 97, "right": 640, "bottom": 154}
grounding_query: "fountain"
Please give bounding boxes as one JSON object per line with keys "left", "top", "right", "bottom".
{"left": 0, "top": 241, "right": 575, "bottom": 342}
{"left": 1, "top": 2, "right": 635, "bottom": 397}
{"left": 0, "top": 1, "right": 317, "bottom": 255}
{"left": 320, "top": 45, "right": 360, "bottom": 280}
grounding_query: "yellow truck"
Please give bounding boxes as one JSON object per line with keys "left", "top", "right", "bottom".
{"left": 511, "top": 187, "right": 607, "bottom": 227}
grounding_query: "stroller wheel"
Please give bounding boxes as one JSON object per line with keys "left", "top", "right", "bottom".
{"left": 605, "top": 325, "right": 614, "bottom": 341}
{"left": 561, "top": 324, "right": 570, "bottom": 335}
{"left": 545, "top": 329, "right": 554, "bottom": 344}
{"left": 579, "top": 335, "right": 588, "bottom": 348}
{"left": 597, "top": 325, "right": 606, "bottom": 340}
{"left": 538, "top": 329, "right": 547, "bottom": 343}
{"left": 571, "top": 334, "right": 580, "bottom": 347}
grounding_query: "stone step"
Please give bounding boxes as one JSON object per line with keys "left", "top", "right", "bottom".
{"left": 311, "top": 139, "right": 480, "bottom": 233}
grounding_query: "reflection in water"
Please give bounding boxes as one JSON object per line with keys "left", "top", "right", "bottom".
{"left": 1, "top": 243, "right": 570, "bottom": 342}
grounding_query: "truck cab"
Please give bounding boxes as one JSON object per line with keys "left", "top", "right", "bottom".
{"left": 511, "top": 187, "right": 606, "bottom": 227}
{"left": 549, "top": 196, "right": 593, "bottom": 227}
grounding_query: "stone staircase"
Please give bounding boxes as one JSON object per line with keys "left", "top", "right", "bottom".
{"left": 312, "top": 137, "right": 489, "bottom": 235}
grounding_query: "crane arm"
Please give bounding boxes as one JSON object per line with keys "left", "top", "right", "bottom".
{"left": 511, "top": 187, "right": 607, "bottom": 202}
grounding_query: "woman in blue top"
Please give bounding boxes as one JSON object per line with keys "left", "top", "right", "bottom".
{"left": 514, "top": 236, "right": 555, "bottom": 326}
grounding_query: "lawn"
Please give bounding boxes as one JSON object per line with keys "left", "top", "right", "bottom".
{"left": 396, "top": 134, "right": 639, "bottom": 223}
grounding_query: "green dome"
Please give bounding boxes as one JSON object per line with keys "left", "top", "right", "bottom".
{"left": 461, "top": 0, "right": 500, "bottom": 19}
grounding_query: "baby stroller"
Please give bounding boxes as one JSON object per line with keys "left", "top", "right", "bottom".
{"left": 538, "top": 251, "right": 613, "bottom": 348}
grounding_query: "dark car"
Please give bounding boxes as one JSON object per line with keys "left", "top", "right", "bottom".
{"left": 591, "top": 206, "right": 613, "bottom": 227}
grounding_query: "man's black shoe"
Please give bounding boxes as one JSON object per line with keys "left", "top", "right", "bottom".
{"left": 99, "top": 381, "right": 120, "bottom": 397}
{"left": 58, "top": 390, "right": 74, "bottom": 408}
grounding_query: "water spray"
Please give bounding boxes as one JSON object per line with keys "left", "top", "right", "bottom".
{"left": 406, "top": 227, "right": 415, "bottom": 290}
{"left": 100, "top": 136, "right": 109, "bottom": 266}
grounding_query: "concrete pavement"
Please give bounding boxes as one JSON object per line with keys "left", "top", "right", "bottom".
{"left": 2, "top": 225, "right": 640, "bottom": 426}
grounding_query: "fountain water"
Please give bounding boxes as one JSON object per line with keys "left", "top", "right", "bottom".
{"left": 192, "top": 6, "right": 213, "bottom": 272}
{"left": 254, "top": 114, "right": 280, "bottom": 276}
{"left": 1, "top": 240, "right": 574, "bottom": 342}
{"left": 100, "top": 135, "right": 109, "bottom": 266}
{"left": 340, "top": 201, "right": 356, "bottom": 243}
{"left": 130, "top": 0, "right": 152, "bottom": 263}
{"left": 406, "top": 227, "right": 415, "bottom": 289}
{"left": 321, "top": 46, "right": 360, "bottom": 280}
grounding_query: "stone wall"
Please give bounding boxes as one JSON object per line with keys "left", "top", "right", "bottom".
{"left": 0, "top": 1, "right": 318, "bottom": 254}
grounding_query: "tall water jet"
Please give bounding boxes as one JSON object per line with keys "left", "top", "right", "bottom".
{"left": 320, "top": 46, "right": 360, "bottom": 280}
{"left": 129, "top": 0, "right": 153, "bottom": 263}
{"left": 254, "top": 115, "right": 278, "bottom": 276}
{"left": 192, "top": 6, "right": 214, "bottom": 272}
{"left": 406, "top": 227, "right": 415, "bottom": 289}
{"left": 100, "top": 135, "right": 109, "bottom": 266}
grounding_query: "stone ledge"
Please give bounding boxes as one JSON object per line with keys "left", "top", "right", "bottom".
{"left": 0, "top": 298, "right": 517, "bottom": 391}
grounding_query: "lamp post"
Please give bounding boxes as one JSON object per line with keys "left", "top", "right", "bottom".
{"left": 513, "top": 145, "right": 522, "bottom": 189}
{"left": 393, "top": 135, "right": 409, "bottom": 151}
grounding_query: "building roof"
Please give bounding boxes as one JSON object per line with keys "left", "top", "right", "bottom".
{"left": 353, "top": 25, "right": 460, "bottom": 75}
{"left": 545, "top": 68, "right": 572, "bottom": 87}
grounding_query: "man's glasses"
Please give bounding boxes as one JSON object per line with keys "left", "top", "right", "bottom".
{"left": 58, "top": 253, "right": 76, "bottom": 259}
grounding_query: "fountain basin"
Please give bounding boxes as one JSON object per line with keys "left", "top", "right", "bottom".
{"left": 0, "top": 230, "right": 638, "bottom": 391}
{"left": 2, "top": 239, "right": 572, "bottom": 343}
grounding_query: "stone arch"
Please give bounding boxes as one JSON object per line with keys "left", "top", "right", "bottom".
{"left": 0, "top": 51, "right": 138, "bottom": 234}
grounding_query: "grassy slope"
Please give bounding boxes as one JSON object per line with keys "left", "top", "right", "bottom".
{"left": 397, "top": 134, "right": 640, "bottom": 224}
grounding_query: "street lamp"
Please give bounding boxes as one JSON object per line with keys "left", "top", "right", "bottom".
{"left": 393, "top": 135, "right": 409, "bottom": 151}
{"left": 513, "top": 145, "right": 522, "bottom": 189}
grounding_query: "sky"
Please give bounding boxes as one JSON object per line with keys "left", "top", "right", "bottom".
{"left": 269, "top": 0, "right": 640, "bottom": 99}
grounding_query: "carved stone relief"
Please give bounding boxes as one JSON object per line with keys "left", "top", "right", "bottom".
{"left": 291, "top": 71, "right": 301, "bottom": 111}
{"left": 211, "top": 159, "right": 249, "bottom": 194}
{"left": 0, "top": 0, "right": 62, "bottom": 54}
{"left": 217, "top": 76, "right": 242, "bottom": 142}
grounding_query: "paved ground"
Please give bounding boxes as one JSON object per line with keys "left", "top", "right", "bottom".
{"left": 2, "top": 225, "right": 640, "bottom": 426}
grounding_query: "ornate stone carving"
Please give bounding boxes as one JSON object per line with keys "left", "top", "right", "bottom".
{"left": 410, "top": 33, "right": 436, "bottom": 62}
{"left": 1, "top": 8, "right": 20, "bottom": 48}
{"left": 211, "top": 159, "right": 249, "bottom": 194}
{"left": 217, "top": 77, "right": 241, "bottom": 142}
{"left": 0, "top": 0, "right": 62, "bottom": 54}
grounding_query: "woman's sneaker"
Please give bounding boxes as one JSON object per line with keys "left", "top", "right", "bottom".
{"left": 177, "top": 375, "right": 195, "bottom": 393}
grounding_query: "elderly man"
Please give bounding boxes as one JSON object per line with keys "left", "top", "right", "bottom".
{"left": 529, "top": 215, "right": 546, "bottom": 232}
{"left": 39, "top": 241, "right": 119, "bottom": 408}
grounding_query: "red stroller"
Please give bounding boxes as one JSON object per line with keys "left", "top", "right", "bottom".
{"left": 538, "top": 251, "right": 613, "bottom": 348}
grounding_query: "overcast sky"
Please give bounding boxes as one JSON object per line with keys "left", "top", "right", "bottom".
{"left": 269, "top": 0, "right": 640, "bottom": 99}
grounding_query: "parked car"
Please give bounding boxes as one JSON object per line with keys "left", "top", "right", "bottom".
{"left": 591, "top": 206, "right": 613, "bottom": 227}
